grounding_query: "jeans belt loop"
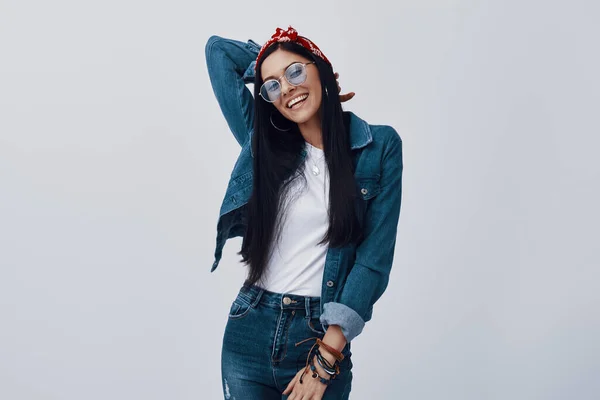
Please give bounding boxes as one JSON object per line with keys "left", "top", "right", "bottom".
{"left": 305, "top": 297, "right": 311, "bottom": 319}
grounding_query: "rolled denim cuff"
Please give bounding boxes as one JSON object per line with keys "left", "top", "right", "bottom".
{"left": 242, "top": 39, "right": 261, "bottom": 83}
{"left": 319, "top": 302, "right": 366, "bottom": 343}
{"left": 242, "top": 61, "right": 256, "bottom": 83}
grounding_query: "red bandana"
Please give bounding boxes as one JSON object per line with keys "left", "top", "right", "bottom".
{"left": 254, "top": 25, "right": 331, "bottom": 71}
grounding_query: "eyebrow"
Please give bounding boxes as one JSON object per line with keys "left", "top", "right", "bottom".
{"left": 263, "top": 61, "right": 301, "bottom": 81}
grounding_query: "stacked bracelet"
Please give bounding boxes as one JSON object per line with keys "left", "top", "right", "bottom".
{"left": 294, "top": 337, "right": 345, "bottom": 385}
{"left": 315, "top": 349, "right": 339, "bottom": 376}
{"left": 316, "top": 338, "right": 345, "bottom": 362}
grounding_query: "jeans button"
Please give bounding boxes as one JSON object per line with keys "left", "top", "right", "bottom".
{"left": 283, "top": 296, "right": 292, "bottom": 305}
{"left": 326, "top": 280, "right": 334, "bottom": 287}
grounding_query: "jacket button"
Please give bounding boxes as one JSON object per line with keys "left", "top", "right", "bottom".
{"left": 326, "top": 280, "right": 334, "bottom": 287}
{"left": 360, "top": 188, "right": 368, "bottom": 195}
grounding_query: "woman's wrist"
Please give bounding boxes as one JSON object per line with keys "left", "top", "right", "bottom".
{"left": 295, "top": 337, "right": 343, "bottom": 385}
{"left": 321, "top": 324, "right": 347, "bottom": 352}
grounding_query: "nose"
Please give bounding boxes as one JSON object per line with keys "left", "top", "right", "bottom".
{"left": 280, "top": 77, "right": 295, "bottom": 99}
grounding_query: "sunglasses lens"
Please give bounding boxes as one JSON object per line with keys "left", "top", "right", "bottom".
{"left": 260, "top": 80, "right": 281, "bottom": 102}
{"left": 286, "top": 63, "right": 307, "bottom": 85}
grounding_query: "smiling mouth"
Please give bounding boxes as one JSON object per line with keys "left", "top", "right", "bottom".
{"left": 286, "top": 94, "right": 309, "bottom": 109}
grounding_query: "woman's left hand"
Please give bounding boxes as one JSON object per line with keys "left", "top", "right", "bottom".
{"left": 282, "top": 356, "right": 329, "bottom": 399}
{"left": 335, "top": 72, "right": 356, "bottom": 103}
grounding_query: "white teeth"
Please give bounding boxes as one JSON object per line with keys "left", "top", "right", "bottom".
{"left": 287, "top": 94, "right": 308, "bottom": 108}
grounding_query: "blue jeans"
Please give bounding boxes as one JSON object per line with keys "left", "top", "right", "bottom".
{"left": 221, "top": 284, "right": 353, "bottom": 399}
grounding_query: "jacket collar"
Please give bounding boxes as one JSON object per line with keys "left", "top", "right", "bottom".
{"left": 249, "top": 111, "right": 372, "bottom": 157}
{"left": 346, "top": 111, "right": 373, "bottom": 150}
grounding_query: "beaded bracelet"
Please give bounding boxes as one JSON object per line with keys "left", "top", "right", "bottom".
{"left": 309, "top": 361, "right": 334, "bottom": 385}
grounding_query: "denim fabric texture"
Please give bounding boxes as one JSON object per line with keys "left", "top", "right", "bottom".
{"left": 205, "top": 35, "right": 403, "bottom": 343}
{"left": 221, "top": 284, "right": 353, "bottom": 399}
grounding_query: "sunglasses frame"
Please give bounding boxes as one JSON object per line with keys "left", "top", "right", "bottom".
{"left": 259, "top": 61, "right": 316, "bottom": 103}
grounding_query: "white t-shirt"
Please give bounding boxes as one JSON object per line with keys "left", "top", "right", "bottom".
{"left": 257, "top": 141, "right": 329, "bottom": 297}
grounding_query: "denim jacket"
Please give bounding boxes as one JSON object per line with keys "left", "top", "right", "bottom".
{"left": 205, "top": 35, "right": 403, "bottom": 343}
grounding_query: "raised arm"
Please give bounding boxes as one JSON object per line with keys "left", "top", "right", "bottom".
{"left": 204, "top": 36, "right": 261, "bottom": 147}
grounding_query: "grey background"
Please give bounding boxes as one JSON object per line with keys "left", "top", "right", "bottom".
{"left": 1, "top": 0, "right": 599, "bottom": 399}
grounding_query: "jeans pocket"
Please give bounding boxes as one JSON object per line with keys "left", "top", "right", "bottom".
{"left": 306, "top": 316, "right": 326, "bottom": 335}
{"left": 228, "top": 297, "right": 252, "bottom": 320}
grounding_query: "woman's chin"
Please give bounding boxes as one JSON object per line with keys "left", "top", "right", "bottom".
{"left": 282, "top": 107, "right": 318, "bottom": 125}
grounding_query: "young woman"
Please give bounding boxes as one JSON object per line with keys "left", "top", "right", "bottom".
{"left": 205, "top": 26, "right": 403, "bottom": 400}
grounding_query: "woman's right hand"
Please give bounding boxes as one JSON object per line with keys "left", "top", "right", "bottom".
{"left": 334, "top": 72, "right": 355, "bottom": 103}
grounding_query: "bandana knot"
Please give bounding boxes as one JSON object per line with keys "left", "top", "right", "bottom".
{"left": 254, "top": 25, "right": 330, "bottom": 71}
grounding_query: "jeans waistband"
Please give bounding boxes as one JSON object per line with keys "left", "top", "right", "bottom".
{"left": 239, "top": 283, "right": 321, "bottom": 317}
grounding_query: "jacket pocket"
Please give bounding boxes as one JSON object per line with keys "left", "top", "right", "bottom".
{"left": 355, "top": 177, "right": 382, "bottom": 226}
{"left": 356, "top": 178, "right": 381, "bottom": 201}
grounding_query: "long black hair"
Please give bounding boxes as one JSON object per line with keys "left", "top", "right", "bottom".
{"left": 239, "top": 40, "right": 364, "bottom": 286}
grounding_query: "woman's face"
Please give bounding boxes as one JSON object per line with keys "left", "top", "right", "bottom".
{"left": 260, "top": 48, "right": 322, "bottom": 125}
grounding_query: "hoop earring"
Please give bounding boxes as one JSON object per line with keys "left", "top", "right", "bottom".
{"left": 270, "top": 112, "right": 292, "bottom": 132}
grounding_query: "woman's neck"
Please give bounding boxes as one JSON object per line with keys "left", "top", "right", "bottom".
{"left": 298, "top": 114, "right": 323, "bottom": 149}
